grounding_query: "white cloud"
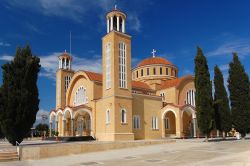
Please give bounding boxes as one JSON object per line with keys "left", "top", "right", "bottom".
{"left": 207, "top": 39, "right": 250, "bottom": 58}
{"left": 0, "top": 42, "right": 11, "bottom": 47}
{"left": 4, "top": 0, "right": 148, "bottom": 32}
{"left": 219, "top": 64, "right": 229, "bottom": 72}
{"left": 127, "top": 13, "right": 141, "bottom": 32}
{"left": 0, "top": 54, "right": 13, "bottom": 61}
{"left": 38, "top": 52, "right": 102, "bottom": 80}
{"left": 0, "top": 52, "right": 102, "bottom": 80}
{"left": 34, "top": 109, "right": 50, "bottom": 126}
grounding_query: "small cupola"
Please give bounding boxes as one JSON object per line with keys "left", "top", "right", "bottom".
{"left": 106, "top": 5, "right": 126, "bottom": 34}
{"left": 58, "top": 50, "right": 72, "bottom": 70}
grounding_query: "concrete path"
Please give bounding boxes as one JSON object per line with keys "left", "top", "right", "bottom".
{"left": 1, "top": 139, "right": 250, "bottom": 166}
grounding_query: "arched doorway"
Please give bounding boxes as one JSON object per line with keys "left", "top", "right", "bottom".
{"left": 64, "top": 109, "right": 72, "bottom": 136}
{"left": 74, "top": 109, "right": 92, "bottom": 136}
{"left": 49, "top": 112, "right": 56, "bottom": 137}
{"left": 162, "top": 110, "right": 176, "bottom": 137}
{"left": 182, "top": 110, "right": 193, "bottom": 137}
{"left": 182, "top": 107, "right": 196, "bottom": 137}
{"left": 57, "top": 111, "right": 64, "bottom": 136}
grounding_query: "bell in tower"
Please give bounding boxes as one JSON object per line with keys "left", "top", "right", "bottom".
{"left": 106, "top": 5, "right": 126, "bottom": 33}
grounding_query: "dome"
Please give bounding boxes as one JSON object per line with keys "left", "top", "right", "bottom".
{"left": 137, "top": 56, "right": 173, "bottom": 68}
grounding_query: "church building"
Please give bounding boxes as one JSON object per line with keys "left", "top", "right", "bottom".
{"left": 49, "top": 7, "right": 198, "bottom": 141}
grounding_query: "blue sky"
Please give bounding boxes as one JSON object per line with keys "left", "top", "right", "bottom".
{"left": 0, "top": 0, "right": 250, "bottom": 124}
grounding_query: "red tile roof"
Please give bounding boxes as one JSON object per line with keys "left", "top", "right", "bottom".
{"left": 84, "top": 71, "right": 102, "bottom": 82}
{"left": 132, "top": 81, "right": 153, "bottom": 91}
{"left": 137, "top": 57, "right": 173, "bottom": 67}
{"left": 58, "top": 51, "right": 72, "bottom": 60}
{"left": 83, "top": 71, "right": 153, "bottom": 91}
{"left": 160, "top": 75, "right": 193, "bottom": 89}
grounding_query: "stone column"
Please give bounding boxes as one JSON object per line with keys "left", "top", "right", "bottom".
{"left": 193, "top": 118, "right": 197, "bottom": 137}
{"left": 107, "top": 18, "right": 110, "bottom": 33}
{"left": 161, "top": 118, "right": 166, "bottom": 138}
{"left": 122, "top": 19, "right": 125, "bottom": 33}
{"left": 110, "top": 16, "right": 113, "bottom": 31}
{"left": 49, "top": 122, "right": 52, "bottom": 137}
{"left": 63, "top": 119, "right": 66, "bottom": 136}
{"left": 55, "top": 121, "right": 58, "bottom": 132}
{"left": 117, "top": 16, "right": 120, "bottom": 32}
{"left": 71, "top": 119, "right": 74, "bottom": 136}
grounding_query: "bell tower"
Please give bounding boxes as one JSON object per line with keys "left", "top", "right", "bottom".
{"left": 56, "top": 51, "right": 74, "bottom": 110}
{"left": 101, "top": 6, "right": 134, "bottom": 140}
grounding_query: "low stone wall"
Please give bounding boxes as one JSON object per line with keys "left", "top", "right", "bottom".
{"left": 19, "top": 139, "right": 175, "bottom": 160}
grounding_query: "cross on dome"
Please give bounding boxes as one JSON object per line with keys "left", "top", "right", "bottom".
{"left": 115, "top": 4, "right": 117, "bottom": 10}
{"left": 152, "top": 49, "right": 156, "bottom": 58}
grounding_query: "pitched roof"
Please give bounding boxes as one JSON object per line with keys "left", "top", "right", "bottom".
{"left": 160, "top": 75, "right": 193, "bottom": 89}
{"left": 84, "top": 71, "right": 102, "bottom": 82}
{"left": 131, "top": 81, "right": 153, "bottom": 91}
{"left": 83, "top": 70, "right": 153, "bottom": 91}
{"left": 136, "top": 57, "right": 173, "bottom": 67}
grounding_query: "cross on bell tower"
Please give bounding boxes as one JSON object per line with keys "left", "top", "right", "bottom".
{"left": 152, "top": 49, "right": 156, "bottom": 58}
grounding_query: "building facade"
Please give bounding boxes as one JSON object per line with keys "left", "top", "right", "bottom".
{"left": 49, "top": 8, "right": 198, "bottom": 141}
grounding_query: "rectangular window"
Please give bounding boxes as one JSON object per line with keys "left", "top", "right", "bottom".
{"left": 119, "top": 42, "right": 127, "bottom": 88}
{"left": 147, "top": 68, "right": 149, "bottom": 75}
{"left": 65, "top": 76, "right": 71, "bottom": 92}
{"left": 153, "top": 68, "right": 156, "bottom": 75}
{"left": 166, "top": 68, "right": 168, "bottom": 75}
{"left": 151, "top": 117, "right": 158, "bottom": 130}
{"left": 133, "top": 116, "right": 140, "bottom": 129}
{"left": 141, "top": 69, "right": 143, "bottom": 76}
{"left": 106, "top": 43, "right": 111, "bottom": 89}
{"left": 160, "top": 67, "right": 162, "bottom": 75}
{"left": 136, "top": 71, "right": 138, "bottom": 78}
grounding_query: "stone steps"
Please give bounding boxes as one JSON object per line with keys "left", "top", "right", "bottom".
{"left": 0, "top": 151, "right": 19, "bottom": 162}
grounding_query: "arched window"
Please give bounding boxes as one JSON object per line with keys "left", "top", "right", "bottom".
{"left": 164, "top": 117, "right": 170, "bottom": 129}
{"left": 113, "top": 16, "right": 117, "bottom": 31}
{"left": 166, "top": 68, "right": 169, "bottom": 75}
{"left": 65, "top": 76, "right": 71, "bottom": 92}
{"left": 106, "top": 109, "right": 111, "bottom": 124}
{"left": 106, "top": 42, "right": 111, "bottom": 89}
{"left": 119, "top": 42, "right": 127, "bottom": 88}
{"left": 121, "top": 109, "right": 127, "bottom": 123}
{"left": 141, "top": 69, "right": 143, "bottom": 76}
{"left": 185, "top": 89, "right": 195, "bottom": 106}
{"left": 153, "top": 68, "right": 156, "bottom": 75}
{"left": 74, "top": 86, "right": 88, "bottom": 106}
{"left": 151, "top": 117, "right": 158, "bottom": 130}
{"left": 133, "top": 115, "right": 140, "bottom": 129}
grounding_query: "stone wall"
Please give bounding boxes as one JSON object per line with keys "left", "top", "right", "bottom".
{"left": 19, "top": 140, "right": 175, "bottom": 160}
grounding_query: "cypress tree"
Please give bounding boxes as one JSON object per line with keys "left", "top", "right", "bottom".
{"left": 194, "top": 47, "right": 213, "bottom": 140}
{"left": 228, "top": 53, "right": 250, "bottom": 138}
{"left": 0, "top": 45, "right": 40, "bottom": 145}
{"left": 213, "top": 65, "right": 231, "bottom": 137}
{"left": 0, "top": 87, "right": 4, "bottom": 138}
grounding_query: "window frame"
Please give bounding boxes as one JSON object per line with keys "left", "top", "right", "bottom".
{"left": 121, "top": 109, "right": 127, "bottom": 124}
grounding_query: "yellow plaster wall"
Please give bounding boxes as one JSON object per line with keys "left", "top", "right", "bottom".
{"left": 178, "top": 78, "right": 195, "bottom": 105}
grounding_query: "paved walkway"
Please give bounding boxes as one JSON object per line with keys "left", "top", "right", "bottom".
{"left": 0, "top": 138, "right": 250, "bottom": 166}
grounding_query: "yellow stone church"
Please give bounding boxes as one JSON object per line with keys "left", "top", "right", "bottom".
{"left": 49, "top": 8, "right": 198, "bottom": 141}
